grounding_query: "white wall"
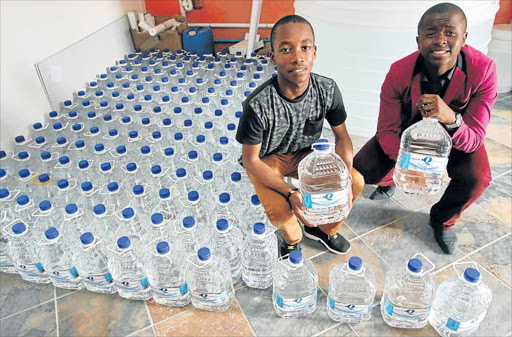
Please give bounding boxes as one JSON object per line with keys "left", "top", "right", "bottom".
{"left": 0, "top": 0, "right": 145, "bottom": 150}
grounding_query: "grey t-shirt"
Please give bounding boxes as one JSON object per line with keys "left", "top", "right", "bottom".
{"left": 236, "top": 73, "right": 346, "bottom": 159}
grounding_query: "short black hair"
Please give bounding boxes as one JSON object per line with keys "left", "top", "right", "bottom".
{"left": 418, "top": 2, "right": 467, "bottom": 34}
{"left": 270, "top": 15, "right": 315, "bottom": 51}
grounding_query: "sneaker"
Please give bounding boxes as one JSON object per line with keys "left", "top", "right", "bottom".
{"left": 429, "top": 219, "right": 458, "bottom": 255}
{"left": 279, "top": 240, "right": 301, "bottom": 258}
{"left": 303, "top": 226, "right": 351, "bottom": 255}
{"left": 369, "top": 186, "right": 396, "bottom": 200}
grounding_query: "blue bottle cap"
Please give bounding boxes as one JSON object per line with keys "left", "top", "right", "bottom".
{"left": 58, "top": 179, "right": 69, "bottom": 189}
{"left": 313, "top": 138, "right": 329, "bottom": 151}
{"left": 38, "top": 200, "right": 52, "bottom": 211}
{"left": 231, "top": 172, "right": 241, "bottom": 182}
{"left": 163, "top": 118, "right": 171, "bottom": 126}
{"left": 214, "top": 79, "right": 221, "bottom": 85}
{"left": 164, "top": 148, "right": 174, "bottom": 156}
{"left": 108, "top": 129, "right": 118, "bottom": 137}
{"left": 181, "top": 96, "right": 189, "bottom": 103}
{"left": 289, "top": 250, "right": 303, "bottom": 264}
{"left": 156, "top": 241, "right": 170, "bottom": 255}
{"left": 0, "top": 188, "right": 9, "bottom": 199}
{"left": 253, "top": 222, "right": 265, "bottom": 235}
{"left": 122, "top": 116, "right": 131, "bottom": 124}
{"left": 53, "top": 122, "right": 63, "bottom": 130}
{"left": 75, "top": 140, "right": 85, "bottom": 148}
{"left": 348, "top": 256, "right": 363, "bottom": 271}
{"left": 117, "top": 236, "right": 131, "bottom": 249}
{"left": 141, "top": 145, "right": 151, "bottom": 155}
{"left": 205, "top": 121, "right": 213, "bottom": 129}
{"left": 145, "top": 76, "right": 153, "bottom": 83}
{"left": 227, "top": 123, "right": 236, "bottom": 131}
{"left": 94, "top": 143, "right": 105, "bottom": 152}
{"left": 151, "top": 213, "right": 164, "bottom": 225}
{"left": 38, "top": 173, "right": 50, "bottom": 183}
{"left": 176, "top": 168, "right": 187, "bottom": 178}
{"left": 251, "top": 194, "right": 261, "bottom": 206}
{"left": 194, "top": 107, "right": 203, "bottom": 115}
{"left": 64, "top": 100, "right": 73, "bottom": 107}
{"left": 187, "top": 190, "right": 199, "bottom": 202}
{"left": 126, "top": 162, "right": 137, "bottom": 172}
{"left": 153, "top": 106, "right": 162, "bottom": 113}
{"left": 100, "top": 162, "right": 112, "bottom": 172}
{"left": 0, "top": 169, "right": 6, "bottom": 178}
{"left": 33, "top": 122, "right": 43, "bottom": 130}
{"left": 117, "top": 145, "right": 126, "bottom": 154}
{"left": 72, "top": 123, "right": 82, "bottom": 131}
{"left": 152, "top": 131, "right": 161, "bottom": 139}
{"left": 174, "top": 133, "right": 184, "bottom": 141}
{"left": 196, "top": 135, "right": 205, "bottom": 143}
{"left": 12, "top": 222, "right": 27, "bottom": 235}
{"left": 81, "top": 181, "right": 93, "bottom": 192}
{"left": 189, "top": 87, "right": 197, "bottom": 93}
{"left": 186, "top": 70, "right": 193, "bottom": 76}
{"left": 65, "top": 203, "right": 78, "bottom": 214}
{"left": 123, "top": 82, "right": 130, "bottom": 89}
{"left": 151, "top": 165, "right": 162, "bottom": 175}
{"left": 135, "top": 59, "right": 142, "bottom": 65}
{"left": 93, "top": 203, "right": 107, "bottom": 217}
{"left": 144, "top": 95, "right": 152, "bottom": 102}
{"left": 57, "top": 136, "right": 67, "bottom": 145}
{"left": 49, "top": 110, "right": 58, "bottom": 118}
{"left": 82, "top": 100, "right": 91, "bottom": 107}
{"left": 249, "top": 82, "right": 257, "bottom": 88}
{"left": 107, "top": 181, "right": 119, "bottom": 192}
{"left": 0, "top": 150, "right": 6, "bottom": 159}
{"left": 154, "top": 68, "right": 162, "bottom": 74}
{"left": 90, "top": 126, "right": 99, "bottom": 134}
{"left": 17, "top": 196, "right": 30, "bottom": 207}
{"left": 104, "top": 114, "right": 112, "bottom": 121}
{"left": 129, "top": 130, "right": 138, "bottom": 139}
{"left": 45, "top": 227, "right": 59, "bottom": 240}
{"left": 463, "top": 267, "right": 481, "bottom": 283}
{"left": 221, "top": 99, "right": 228, "bottom": 106}
{"left": 170, "top": 70, "right": 177, "bottom": 76}
{"left": 162, "top": 95, "right": 170, "bottom": 102}
{"left": 131, "top": 74, "right": 139, "bottom": 80}
{"left": 198, "top": 247, "right": 211, "bottom": 261}
{"left": 197, "top": 78, "right": 204, "bottom": 84}
{"left": 95, "top": 90, "right": 104, "bottom": 96}
{"left": 235, "top": 111, "right": 242, "bottom": 118}
{"left": 122, "top": 207, "right": 135, "bottom": 219}
{"left": 215, "top": 109, "right": 223, "bottom": 117}
{"left": 80, "top": 232, "right": 95, "bottom": 245}
{"left": 188, "top": 151, "right": 198, "bottom": 160}
{"left": 407, "top": 258, "right": 423, "bottom": 273}
{"left": 134, "top": 105, "right": 143, "bottom": 112}
{"left": 127, "top": 93, "right": 135, "bottom": 100}
{"left": 133, "top": 184, "right": 144, "bottom": 195}
{"left": 216, "top": 219, "right": 229, "bottom": 231}
{"left": 174, "top": 107, "right": 182, "bottom": 114}
{"left": 219, "top": 192, "right": 230, "bottom": 204}
{"left": 41, "top": 151, "right": 51, "bottom": 160}
{"left": 237, "top": 72, "right": 244, "bottom": 78}
{"left": 203, "top": 170, "right": 213, "bottom": 180}
{"left": 78, "top": 160, "right": 89, "bottom": 169}
{"left": 141, "top": 117, "right": 151, "bottom": 125}
{"left": 115, "top": 103, "right": 124, "bottom": 110}
{"left": 18, "top": 169, "right": 30, "bottom": 178}
{"left": 159, "top": 188, "right": 170, "bottom": 199}
{"left": 136, "top": 84, "right": 144, "bottom": 92}
{"left": 220, "top": 137, "right": 229, "bottom": 145}
{"left": 87, "top": 111, "right": 97, "bottom": 118}
{"left": 213, "top": 153, "right": 223, "bottom": 161}
{"left": 18, "top": 151, "right": 29, "bottom": 160}
{"left": 183, "top": 216, "right": 196, "bottom": 228}
{"left": 35, "top": 136, "right": 45, "bottom": 144}
{"left": 184, "top": 119, "right": 193, "bottom": 127}
{"left": 229, "top": 81, "right": 237, "bottom": 88}
{"left": 208, "top": 87, "right": 215, "bottom": 93}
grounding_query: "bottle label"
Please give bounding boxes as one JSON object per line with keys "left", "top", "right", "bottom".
{"left": 328, "top": 296, "right": 373, "bottom": 315}
{"left": 83, "top": 272, "right": 114, "bottom": 287}
{"left": 446, "top": 312, "right": 486, "bottom": 332}
{"left": 275, "top": 292, "right": 317, "bottom": 311}
{"left": 115, "top": 277, "right": 149, "bottom": 292}
{"left": 399, "top": 152, "right": 448, "bottom": 174}
{"left": 384, "top": 299, "right": 431, "bottom": 321}
{"left": 48, "top": 267, "right": 80, "bottom": 282}
{"left": 191, "top": 290, "right": 229, "bottom": 304}
{"left": 303, "top": 191, "right": 347, "bottom": 210}
{"left": 152, "top": 283, "right": 189, "bottom": 299}
{"left": 16, "top": 262, "right": 45, "bottom": 275}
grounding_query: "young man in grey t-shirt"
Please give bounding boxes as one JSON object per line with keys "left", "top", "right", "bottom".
{"left": 236, "top": 15, "right": 364, "bottom": 256}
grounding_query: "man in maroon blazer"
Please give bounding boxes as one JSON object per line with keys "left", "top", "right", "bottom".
{"left": 353, "top": 3, "right": 498, "bottom": 254}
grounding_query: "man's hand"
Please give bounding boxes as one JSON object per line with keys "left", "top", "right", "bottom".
{"left": 288, "top": 190, "right": 316, "bottom": 227}
{"left": 415, "top": 94, "right": 456, "bottom": 124}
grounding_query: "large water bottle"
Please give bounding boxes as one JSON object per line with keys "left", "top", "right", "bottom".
{"left": 108, "top": 236, "right": 151, "bottom": 300}
{"left": 211, "top": 218, "right": 244, "bottom": 284}
{"left": 429, "top": 267, "right": 492, "bottom": 337}
{"left": 272, "top": 250, "right": 318, "bottom": 318}
{"left": 393, "top": 117, "right": 452, "bottom": 195}
{"left": 38, "top": 227, "right": 83, "bottom": 289}
{"left": 186, "top": 247, "right": 234, "bottom": 312}
{"left": 145, "top": 241, "right": 190, "bottom": 306}
{"left": 75, "top": 232, "right": 116, "bottom": 294}
{"left": 327, "top": 256, "right": 376, "bottom": 323}
{"left": 242, "top": 222, "right": 278, "bottom": 289}
{"left": 298, "top": 139, "right": 350, "bottom": 225}
{"left": 381, "top": 258, "right": 435, "bottom": 329}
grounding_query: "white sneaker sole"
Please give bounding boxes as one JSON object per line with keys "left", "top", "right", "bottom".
{"left": 303, "top": 230, "right": 351, "bottom": 255}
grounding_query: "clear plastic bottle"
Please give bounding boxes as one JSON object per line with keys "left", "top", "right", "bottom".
{"left": 186, "top": 247, "right": 234, "bottom": 312}
{"left": 211, "top": 218, "right": 244, "bottom": 284}
{"left": 273, "top": 250, "right": 318, "bottom": 318}
{"left": 327, "top": 256, "right": 376, "bottom": 323}
{"left": 108, "top": 236, "right": 151, "bottom": 300}
{"left": 381, "top": 258, "right": 435, "bottom": 329}
{"left": 38, "top": 227, "right": 83, "bottom": 290}
{"left": 145, "top": 241, "right": 190, "bottom": 306}
{"left": 393, "top": 117, "right": 452, "bottom": 195}
{"left": 242, "top": 222, "right": 278, "bottom": 289}
{"left": 429, "top": 267, "right": 492, "bottom": 337}
{"left": 75, "top": 232, "right": 116, "bottom": 294}
{"left": 298, "top": 139, "right": 350, "bottom": 225}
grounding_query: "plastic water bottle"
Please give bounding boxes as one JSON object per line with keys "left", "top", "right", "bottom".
{"left": 242, "top": 222, "right": 278, "bottom": 289}
{"left": 429, "top": 267, "right": 492, "bottom": 337}
{"left": 145, "top": 241, "right": 190, "bottom": 306}
{"left": 393, "top": 117, "right": 452, "bottom": 195}
{"left": 38, "top": 227, "right": 83, "bottom": 289}
{"left": 108, "top": 236, "right": 151, "bottom": 300}
{"left": 186, "top": 247, "right": 234, "bottom": 312}
{"left": 327, "top": 256, "right": 376, "bottom": 323}
{"left": 74, "top": 232, "right": 116, "bottom": 294}
{"left": 381, "top": 258, "right": 435, "bottom": 329}
{"left": 273, "top": 250, "right": 318, "bottom": 318}
{"left": 211, "top": 218, "right": 244, "bottom": 284}
{"left": 298, "top": 139, "right": 350, "bottom": 225}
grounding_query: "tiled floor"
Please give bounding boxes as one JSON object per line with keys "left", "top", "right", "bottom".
{"left": 1, "top": 92, "right": 511, "bottom": 336}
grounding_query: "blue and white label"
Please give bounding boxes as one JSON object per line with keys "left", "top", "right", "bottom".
{"left": 446, "top": 312, "right": 486, "bottom": 332}
{"left": 48, "top": 266, "right": 80, "bottom": 281}
{"left": 115, "top": 277, "right": 150, "bottom": 292}
{"left": 83, "top": 272, "right": 114, "bottom": 286}
{"left": 152, "top": 283, "right": 189, "bottom": 298}
{"left": 328, "top": 296, "right": 373, "bottom": 315}
{"left": 191, "top": 290, "right": 229, "bottom": 304}
{"left": 17, "top": 262, "right": 45, "bottom": 275}
{"left": 399, "top": 152, "right": 447, "bottom": 174}
{"left": 384, "top": 298, "right": 430, "bottom": 321}
{"left": 275, "top": 292, "right": 317, "bottom": 311}
{"left": 303, "top": 191, "right": 347, "bottom": 210}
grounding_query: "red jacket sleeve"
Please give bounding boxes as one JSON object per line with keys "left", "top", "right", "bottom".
{"left": 376, "top": 65, "right": 402, "bottom": 161}
{"left": 451, "top": 60, "right": 497, "bottom": 153}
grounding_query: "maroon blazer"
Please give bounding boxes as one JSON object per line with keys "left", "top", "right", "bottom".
{"left": 376, "top": 45, "right": 498, "bottom": 161}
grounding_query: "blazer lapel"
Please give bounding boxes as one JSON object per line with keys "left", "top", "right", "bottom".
{"left": 410, "top": 73, "right": 422, "bottom": 115}
{"left": 443, "top": 67, "right": 467, "bottom": 105}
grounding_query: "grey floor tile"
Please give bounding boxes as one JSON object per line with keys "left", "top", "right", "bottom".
{"left": 318, "top": 324, "right": 358, "bottom": 336}
{"left": 485, "top": 138, "right": 512, "bottom": 178}
{"left": 495, "top": 96, "right": 512, "bottom": 111}
{"left": 128, "top": 326, "right": 156, "bottom": 337}
{"left": 361, "top": 211, "right": 464, "bottom": 272}
{"left": 345, "top": 186, "right": 411, "bottom": 236}
{"left": 497, "top": 91, "right": 512, "bottom": 100}
{"left": 0, "top": 301, "right": 57, "bottom": 337}
{"left": 470, "top": 234, "right": 512, "bottom": 288}
{"left": 476, "top": 171, "right": 512, "bottom": 226}
{"left": 57, "top": 289, "right": 151, "bottom": 337}
{"left": 0, "top": 272, "right": 54, "bottom": 319}
{"left": 236, "top": 286, "right": 335, "bottom": 337}
{"left": 391, "top": 185, "right": 448, "bottom": 212}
